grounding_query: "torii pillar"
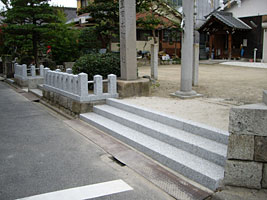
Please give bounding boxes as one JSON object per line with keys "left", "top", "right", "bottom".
{"left": 171, "top": 0, "right": 202, "bottom": 99}
{"left": 119, "top": 0, "right": 137, "bottom": 80}
{"left": 117, "top": 0, "right": 150, "bottom": 97}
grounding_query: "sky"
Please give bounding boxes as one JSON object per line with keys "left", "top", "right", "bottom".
{"left": 0, "top": 0, "right": 77, "bottom": 9}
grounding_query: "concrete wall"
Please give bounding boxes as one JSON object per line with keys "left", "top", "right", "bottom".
{"left": 226, "top": 0, "right": 267, "bottom": 18}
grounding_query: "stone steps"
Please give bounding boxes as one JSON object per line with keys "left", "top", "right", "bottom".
{"left": 106, "top": 98, "right": 229, "bottom": 145}
{"left": 80, "top": 98, "right": 229, "bottom": 191}
{"left": 94, "top": 104, "right": 227, "bottom": 167}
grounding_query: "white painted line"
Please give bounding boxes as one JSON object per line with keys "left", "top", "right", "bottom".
{"left": 17, "top": 179, "right": 133, "bottom": 200}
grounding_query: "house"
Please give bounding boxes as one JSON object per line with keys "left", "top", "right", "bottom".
{"left": 199, "top": 0, "right": 267, "bottom": 61}
{"left": 75, "top": 0, "right": 182, "bottom": 57}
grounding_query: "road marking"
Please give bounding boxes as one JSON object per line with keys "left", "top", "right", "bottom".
{"left": 17, "top": 179, "right": 133, "bottom": 200}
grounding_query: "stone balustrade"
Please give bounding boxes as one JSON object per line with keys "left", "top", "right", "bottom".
{"left": 14, "top": 63, "right": 44, "bottom": 80}
{"left": 43, "top": 68, "right": 118, "bottom": 103}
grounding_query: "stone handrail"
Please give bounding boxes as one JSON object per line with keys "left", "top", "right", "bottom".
{"left": 14, "top": 63, "right": 44, "bottom": 80}
{"left": 43, "top": 68, "right": 118, "bottom": 102}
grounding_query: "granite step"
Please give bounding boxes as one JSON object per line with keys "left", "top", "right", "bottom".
{"left": 106, "top": 98, "right": 229, "bottom": 145}
{"left": 80, "top": 112, "right": 225, "bottom": 191}
{"left": 93, "top": 104, "right": 227, "bottom": 167}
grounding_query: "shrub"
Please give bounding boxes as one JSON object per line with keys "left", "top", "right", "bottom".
{"left": 72, "top": 53, "right": 120, "bottom": 80}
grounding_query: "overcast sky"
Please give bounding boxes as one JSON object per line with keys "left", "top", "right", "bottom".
{"left": 0, "top": 0, "right": 77, "bottom": 9}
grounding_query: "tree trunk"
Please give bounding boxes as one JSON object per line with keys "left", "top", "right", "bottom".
{"left": 152, "top": 30, "right": 157, "bottom": 44}
{"left": 32, "top": 32, "right": 38, "bottom": 66}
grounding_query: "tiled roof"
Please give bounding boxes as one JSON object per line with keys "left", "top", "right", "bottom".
{"left": 199, "top": 11, "right": 251, "bottom": 31}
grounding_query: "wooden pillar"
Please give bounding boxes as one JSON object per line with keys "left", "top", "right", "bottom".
{"left": 209, "top": 35, "right": 214, "bottom": 58}
{"left": 228, "top": 33, "right": 232, "bottom": 60}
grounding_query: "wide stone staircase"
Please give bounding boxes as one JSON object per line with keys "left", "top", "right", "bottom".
{"left": 80, "top": 98, "right": 229, "bottom": 191}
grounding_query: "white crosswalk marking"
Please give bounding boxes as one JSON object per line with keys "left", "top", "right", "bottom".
{"left": 17, "top": 179, "right": 133, "bottom": 200}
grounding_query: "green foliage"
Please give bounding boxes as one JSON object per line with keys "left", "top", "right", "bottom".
{"left": 78, "top": 27, "right": 102, "bottom": 54}
{"left": 1, "top": 0, "right": 60, "bottom": 65}
{"left": 45, "top": 22, "right": 80, "bottom": 64}
{"left": 73, "top": 53, "right": 120, "bottom": 80}
{"left": 78, "top": 0, "right": 119, "bottom": 51}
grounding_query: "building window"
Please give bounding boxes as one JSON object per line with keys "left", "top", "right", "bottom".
{"left": 170, "top": 0, "right": 182, "bottom": 7}
{"left": 163, "top": 29, "right": 181, "bottom": 42}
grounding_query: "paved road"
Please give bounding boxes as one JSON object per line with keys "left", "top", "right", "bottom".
{"left": 0, "top": 81, "right": 174, "bottom": 200}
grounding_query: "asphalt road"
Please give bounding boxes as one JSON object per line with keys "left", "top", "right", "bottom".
{"left": 0, "top": 81, "right": 174, "bottom": 200}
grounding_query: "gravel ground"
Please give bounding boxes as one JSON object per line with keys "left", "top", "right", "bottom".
{"left": 122, "top": 63, "right": 267, "bottom": 131}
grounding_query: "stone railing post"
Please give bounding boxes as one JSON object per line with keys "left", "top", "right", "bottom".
{"left": 73, "top": 75, "right": 79, "bottom": 95}
{"left": 68, "top": 75, "right": 73, "bottom": 93}
{"left": 40, "top": 65, "right": 44, "bottom": 77}
{"left": 22, "top": 64, "right": 27, "bottom": 78}
{"left": 66, "top": 68, "right": 72, "bottom": 74}
{"left": 56, "top": 69, "right": 61, "bottom": 72}
{"left": 108, "top": 74, "right": 117, "bottom": 95}
{"left": 14, "top": 63, "right": 18, "bottom": 75}
{"left": 62, "top": 73, "right": 68, "bottom": 91}
{"left": 78, "top": 73, "right": 88, "bottom": 99}
{"left": 43, "top": 67, "right": 50, "bottom": 84}
{"left": 31, "top": 65, "right": 36, "bottom": 77}
{"left": 94, "top": 75, "right": 103, "bottom": 96}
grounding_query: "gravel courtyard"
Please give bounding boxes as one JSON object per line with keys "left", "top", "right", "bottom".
{"left": 123, "top": 63, "right": 267, "bottom": 131}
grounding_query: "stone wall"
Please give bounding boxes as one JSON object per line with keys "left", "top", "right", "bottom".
{"left": 42, "top": 90, "right": 105, "bottom": 116}
{"left": 224, "top": 91, "right": 267, "bottom": 189}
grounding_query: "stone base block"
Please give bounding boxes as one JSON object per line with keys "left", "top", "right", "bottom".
{"left": 229, "top": 104, "right": 267, "bottom": 136}
{"left": 263, "top": 164, "right": 267, "bottom": 188}
{"left": 227, "top": 134, "right": 254, "bottom": 160}
{"left": 42, "top": 90, "right": 105, "bottom": 115}
{"left": 117, "top": 78, "right": 150, "bottom": 98}
{"left": 224, "top": 160, "right": 263, "bottom": 189}
{"left": 28, "top": 77, "right": 44, "bottom": 89}
{"left": 255, "top": 136, "right": 267, "bottom": 162}
{"left": 14, "top": 77, "right": 28, "bottom": 87}
{"left": 170, "top": 90, "right": 203, "bottom": 99}
{"left": 263, "top": 90, "right": 267, "bottom": 105}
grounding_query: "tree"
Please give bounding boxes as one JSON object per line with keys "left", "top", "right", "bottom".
{"left": 78, "top": 0, "right": 180, "bottom": 50}
{"left": 136, "top": 0, "right": 181, "bottom": 44}
{"left": 78, "top": 0, "right": 119, "bottom": 52}
{"left": 1, "top": 0, "right": 60, "bottom": 66}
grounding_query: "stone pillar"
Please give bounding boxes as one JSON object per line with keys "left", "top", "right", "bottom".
{"left": 73, "top": 75, "right": 79, "bottom": 95}
{"left": 94, "top": 75, "right": 103, "bottom": 95}
{"left": 262, "top": 22, "right": 267, "bottom": 63}
{"left": 151, "top": 44, "right": 158, "bottom": 80}
{"left": 108, "top": 74, "right": 117, "bottom": 95}
{"left": 39, "top": 65, "right": 44, "bottom": 77}
{"left": 43, "top": 67, "right": 50, "bottom": 84}
{"left": 171, "top": 0, "right": 201, "bottom": 98}
{"left": 62, "top": 73, "right": 68, "bottom": 91}
{"left": 78, "top": 73, "right": 88, "bottom": 100}
{"left": 31, "top": 65, "right": 36, "bottom": 77}
{"left": 224, "top": 93, "right": 267, "bottom": 189}
{"left": 192, "top": 43, "right": 199, "bottom": 86}
{"left": 263, "top": 90, "right": 267, "bottom": 105}
{"left": 119, "top": 0, "right": 137, "bottom": 80}
{"left": 22, "top": 64, "right": 27, "bottom": 79}
{"left": 55, "top": 69, "right": 61, "bottom": 72}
